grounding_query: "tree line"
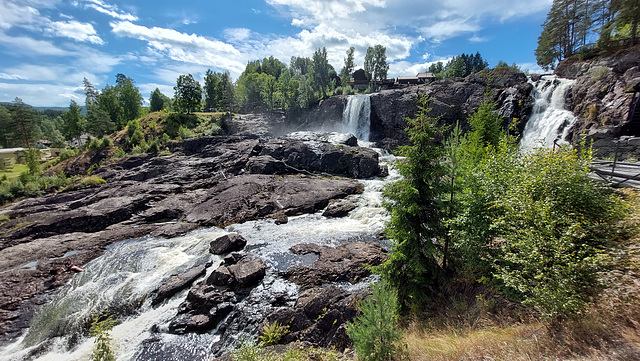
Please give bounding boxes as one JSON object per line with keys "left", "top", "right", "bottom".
{"left": 536, "top": 0, "right": 640, "bottom": 69}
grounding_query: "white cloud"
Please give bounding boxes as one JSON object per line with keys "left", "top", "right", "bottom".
{"left": 469, "top": 35, "right": 489, "bottom": 43}
{"left": 46, "top": 20, "right": 104, "bottom": 44}
{"left": 420, "top": 21, "right": 480, "bottom": 42}
{"left": 224, "top": 28, "right": 252, "bottom": 44}
{"left": 0, "top": 1, "right": 41, "bottom": 30}
{"left": 0, "top": 31, "right": 68, "bottom": 55}
{"left": 0, "top": 73, "right": 27, "bottom": 80}
{"left": 85, "top": 0, "right": 138, "bottom": 21}
{"left": 110, "top": 21, "right": 245, "bottom": 75}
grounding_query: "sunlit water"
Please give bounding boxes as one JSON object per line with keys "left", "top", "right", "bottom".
{"left": 520, "top": 75, "right": 577, "bottom": 151}
{"left": 1, "top": 141, "right": 398, "bottom": 361}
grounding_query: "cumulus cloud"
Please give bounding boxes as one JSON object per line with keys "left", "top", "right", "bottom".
{"left": 111, "top": 21, "right": 246, "bottom": 75}
{"left": 46, "top": 20, "right": 104, "bottom": 44}
{"left": 0, "top": 1, "right": 42, "bottom": 30}
{"left": 85, "top": 0, "right": 138, "bottom": 21}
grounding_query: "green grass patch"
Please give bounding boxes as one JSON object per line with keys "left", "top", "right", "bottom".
{"left": 0, "top": 164, "right": 28, "bottom": 181}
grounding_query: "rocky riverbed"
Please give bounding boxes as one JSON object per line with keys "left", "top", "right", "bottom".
{"left": 0, "top": 132, "right": 386, "bottom": 347}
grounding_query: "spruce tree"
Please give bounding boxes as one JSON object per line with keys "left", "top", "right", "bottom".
{"left": 377, "top": 95, "right": 447, "bottom": 312}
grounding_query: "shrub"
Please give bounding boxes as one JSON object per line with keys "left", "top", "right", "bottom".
{"left": 178, "top": 125, "right": 194, "bottom": 139}
{"left": 89, "top": 314, "right": 117, "bottom": 361}
{"left": 347, "top": 282, "right": 405, "bottom": 361}
{"left": 100, "top": 137, "right": 112, "bottom": 149}
{"left": 126, "top": 119, "right": 139, "bottom": 137}
{"left": 231, "top": 338, "right": 262, "bottom": 361}
{"left": 453, "top": 145, "right": 625, "bottom": 320}
{"left": 113, "top": 147, "right": 125, "bottom": 159}
{"left": 129, "top": 129, "right": 144, "bottom": 147}
{"left": 259, "top": 321, "right": 289, "bottom": 346}
{"left": 24, "top": 149, "right": 41, "bottom": 175}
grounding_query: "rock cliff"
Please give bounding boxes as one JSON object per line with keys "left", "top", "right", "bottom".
{"left": 301, "top": 69, "right": 534, "bottom": 150}
{"left": 555, "top": 44, "right": 640, "bottom": 151}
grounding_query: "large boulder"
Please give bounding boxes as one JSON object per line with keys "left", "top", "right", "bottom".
{"left": 209, "top": 233, "right": 247, "bottom": 255}
{"left": 152, "top": 264, "right": 208, "bottom": 306}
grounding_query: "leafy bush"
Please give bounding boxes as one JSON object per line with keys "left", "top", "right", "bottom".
{"left": 89, "top": 314, "right": 117, "bottom": 361}
{"left": 347, "top": 282, "right": 405, "bottom": 361}
{"left": 58, "top": 148, "right": 80, "bottom": 162}
{"left": 24, "top": 149, "right": 41, "bottom": 175}
{"left": 178, "top": 125, "right": 194, "bottom": 139}
{"left": 453, "top": 145, "right": 624, "bottom": 319}
{"left": 165, "top": 113, "right": 197, "bottom": 138}
{"left": 129, "top": 129, "right": 144, "bottom": 147}
{"left": 126, "top": 119, "right": 140, "bottom": 137}
{"left": 113, "top": 147, "right": 125, "bottom": 159}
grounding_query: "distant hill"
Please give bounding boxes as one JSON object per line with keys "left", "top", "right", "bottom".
{"left": 0, "top": 102, "right": 87, "bottom": 115}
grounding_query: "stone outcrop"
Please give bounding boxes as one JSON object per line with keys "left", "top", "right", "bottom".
{"left": 209, "top": 234, "right": 247, "bottom": 255}
{"left": 554, "top": 44, "right": 640, "bottom": 146}
{"left": 152, "top": 264, "right": 208, "bottom": 306}
{"left": 284, "top": 242, "right": 388, "bottom": 290}
{"left": 306, "top": 70, "right": 534, "bottom": 150}
{"left": 0, "top": 134, "right": 380, "bottom": 343}
{"left": 169, "top": 254, "right": 267, "bottom": 334}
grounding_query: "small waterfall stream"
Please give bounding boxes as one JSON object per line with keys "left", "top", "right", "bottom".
{"left": 1, "top": 130, "right": 396, "bottom": 360}
{"left": 520, "top": 75, "right": 577, "bottom": 151}
{"left": 342, "top": 95, "right": 371, "bottom": 141}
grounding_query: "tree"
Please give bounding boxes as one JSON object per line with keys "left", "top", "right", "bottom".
{"left": 535, "top": 0, "right": 592, "bottom": 69}
{"left": 290, "top": 56, "right": 312, "bottom": 76}
{"left": 218, "top": 71, "right": 235, "bottom": 112}
{"left": 174, "top": 74, "right": 202, "bottom": 114}
{"left": 10, "top": 98, "right": 39, "bottom": 148}
{"left": 312, "top": 47, "right": 331, "bottom": 98}
{"left": 0, "top": 105, "right": 11, "bottom": 147}
{"left": 364, "top": 45, "right": 389, "bottom": 82}
{"left": 40, "top": 118, "right": 66, "bottom": 148}
{"left": 86, "top": 106, "right": 115, "bottom": 138}
{"left": 116, "top": 74, "right": 142, "bottom": 123}
{"left": 98, "top": 85, "right": 123, "bottom": 129}
{"left": 340, "top": 46, "right": 356, "bottom": 87}
{"left": 62, "top": 100, "right": 86, "bottom": 140}
{"left": 150, "top": 88, "right": 167, "bottom": 112}
{"left": 84, "top": 78, "right": 100, "bottom": 107}
{"left": 376, "top": 95, "right": 447, "bottom": 311}
{"left": 204, "top": 70, "right": 221, "bottom": 111}
{"left": 613, "top": 0, "right": 640, "bottom": 45}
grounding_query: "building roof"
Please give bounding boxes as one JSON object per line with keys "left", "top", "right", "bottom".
{"left": 397, "top": 76, "right": 419, "bottom": 81}
{"left": 0, "top": 148, "right": 26, "bottom": 153}
{"left": 417, "top": 72, "right": 435, "bottom": 78}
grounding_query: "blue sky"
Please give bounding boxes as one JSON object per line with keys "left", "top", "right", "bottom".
{"left": 0, "top": 0, "right": 553, "bottom": 107}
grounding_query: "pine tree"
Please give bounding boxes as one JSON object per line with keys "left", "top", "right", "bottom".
{"left": 10, "top": 98, "right": 39, "bottom": 148}
{"left": 174, "top": 74, "right": 202, "bottom": 114}
{"left": 377, "top": 95, "right": 447, "bottom": 311}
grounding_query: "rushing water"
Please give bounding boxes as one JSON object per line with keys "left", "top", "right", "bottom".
{"left": 342, "top": 95, "right": 371, "bottom": 141}
{"left": 1, "top": 143, "right": 398, "bottom": 361}
{"left": 520, "top": 75, "right": 577, "bottom": 151}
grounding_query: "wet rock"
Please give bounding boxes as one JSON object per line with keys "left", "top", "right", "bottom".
{"left": 207, "top": 266, "right": 234, "bottom": 286}
{"left": 265, "top": 286, "right": 367, "bottom": 350}
{"left": 209, "top": 233, "right": 247, "bottom": 255}
{"left": 228, "top": 256, "right": 267, "bottom": 287}
{"left": 322, "top": 199, "right": 357, "bottom": 218}
{"left": 284, "top": 242, "right": 388, "bottom": 290}
{"left": 273, "top": 212, "right": 288, "bottom": 225}
{"left": 152, "top": 264, "right": 207, "bottom": 306}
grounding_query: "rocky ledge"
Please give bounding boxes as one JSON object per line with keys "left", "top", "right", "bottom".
{"left": 0, "top": 134, "right": 384, "bottom": 343}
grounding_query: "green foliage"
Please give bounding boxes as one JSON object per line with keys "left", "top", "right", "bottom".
{"left": 174, "top": 74, "right": 203, "bottom": 114}
{"left": 0, "top": 172, "right": 72, "bottom": 205}
{"left": 113, "top": 147, "right": 125, "bottom": 158}
{"left": 340, "top": 46, "right": 356, "bottom": 87}
{"left": 259, "top": 321, "right": 289, "bottom": 346}
{"left": 231, "top": 338, "right": 262, "bottom": 361}
{"left": 230, "top": 337, "right": 341, "bottom": 361}
{"left": 452, "top": 142, "right": 625, "bottom": 319}
{"left": 89, "top": 314, "right": 117, "bottom": 361}
{"left": 24, "top": 149, "right": 41, "bottom": 176}
{"left": 347, "top": 282, "right": 405, "bottom": 361}
{"left": 177, "top": 125, "right": 194, "bottom": 139}
{"left": 126, "top": 119, "right": 139, "bottom": 137}
{"left": 149, "top": 88, "right": 168, "bottom": 112}
{"left": 58, "top": 148, "right": 80, "bottom": 162}
{"left": 128, "top": 129, "right": 144, "bottom": 147}
{"left": 9, "top": 98, "right": 40, "bottom": 148}
{"left": 364, "top": 45, "right": 389, "bottom": 82}
{"left": 376, "top": 94, "right": 447, "bottom": 311}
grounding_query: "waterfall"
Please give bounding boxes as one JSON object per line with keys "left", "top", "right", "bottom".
{"left": 520, "top": 75, "right": 577, "bottom": 151}
{"left": 1, "top": 150, "right": 398, "bottom": 361}
{"left": 342, "top": 95, "right": 371, "bottom": 141}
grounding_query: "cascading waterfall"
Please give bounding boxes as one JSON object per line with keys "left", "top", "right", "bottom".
{"left": 1, "top": 151, "right": 398, "bottom": 361}
{"left": 342, "top": 95, "right": 371, "bottom": 141}
{"left": 520, "top": 75, "right": 577, "bottom": 151}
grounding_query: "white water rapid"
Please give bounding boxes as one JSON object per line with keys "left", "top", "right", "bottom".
{"left": 1, "top": 149, "right": 398, "bottom": 361}
{"left": 520, "top": 75, "right": 577, "bottom": 151}
{"left": 342, "top": 95, "right": 371, "bottom": 141}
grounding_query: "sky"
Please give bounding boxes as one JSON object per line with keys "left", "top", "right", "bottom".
{"left": 0, "top": 0, "right": 553, "bottom": 107}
